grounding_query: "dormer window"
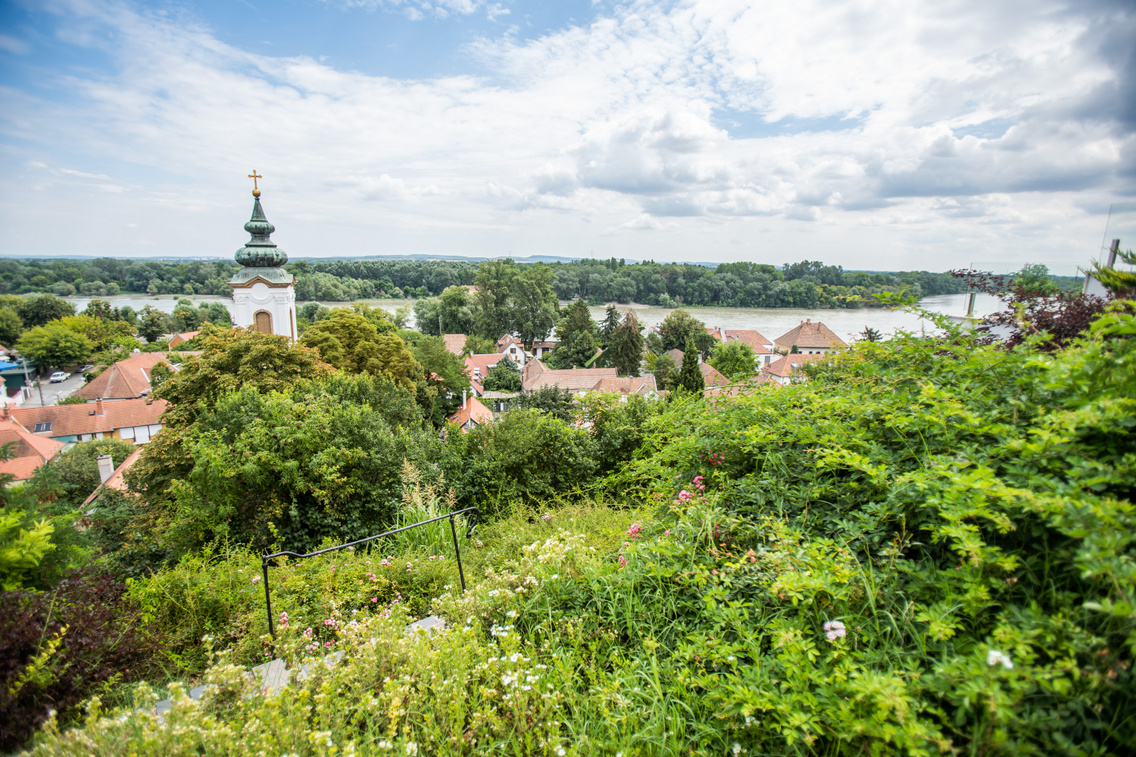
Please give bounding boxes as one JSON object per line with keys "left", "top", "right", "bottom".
{"left": 33, "top": 422, "right": 52, "bottom": 433}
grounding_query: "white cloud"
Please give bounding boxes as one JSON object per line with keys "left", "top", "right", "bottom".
{"left": 0, "top": 0, "right": 1131, "bottom": 268}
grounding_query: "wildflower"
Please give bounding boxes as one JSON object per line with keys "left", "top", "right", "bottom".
{"left": 987, "top": 649, "right": 1014, "bottom": 669}
{"left": 732, "top": 744, "right": 742, "bottom": 756}
{"left": 678, "top": 490, "right": 692, "bottom": 501}
{"left": 542, "top": 512, "right": 553, "bottom": 521}
{"left": 557, "top": 749, "right": 567, "bottom": 756}
{"left": 823, "top": 620, "right": 846, "bottom": 641}
{"left": 380, "top": 559, "right": 390, "bottom": 566}
{"left": 303, "top": 627, "right": 313, "bottom": 638}
{"left": 693, "top": 476, "right": 704, "bottom": 490}
{"left": 618, "top": 555, "right": 628, "bottom": 567}
{"left": 664, "top": 530, "right": 671, "bottom": 536}
{"left": 405, "top": 743, "right": 418, "bottom": 755}
{"left": 627, "top": 522, "right": 641, "bottom": 538}
{"left": 251, "top": 576, "right": 261, "bottom": 583}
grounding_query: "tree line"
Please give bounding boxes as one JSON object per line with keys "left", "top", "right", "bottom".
{"left": 0, "top": 256, "right": 964, "bottom": 306}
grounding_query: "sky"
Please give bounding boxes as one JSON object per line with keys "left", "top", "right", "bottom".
{"left": 0, "top": 0, "right": 1133, "bottom": 271}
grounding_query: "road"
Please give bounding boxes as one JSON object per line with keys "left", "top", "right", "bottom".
{"left": 19, "top": 372, "right": 87, "bottom": 408}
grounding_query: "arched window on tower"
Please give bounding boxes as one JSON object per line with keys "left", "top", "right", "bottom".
{"left": 254, "top": 310, "right": 273, "bottom": 335}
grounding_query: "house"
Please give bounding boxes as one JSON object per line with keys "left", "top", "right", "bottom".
{"left": 74, "top": 353, "right": 171, "bottom": 401}
{"left": 168, "top": 331, "right": 200, "bottom": 348}
{"left": 589, "top": 376, "right": 658, "bottom": 399}
{"left": 707, "top": 327, "right": 776, "bottom": 366}
{"left": 773, "top": 320, "right": 847, "bottom": 355}
{"left": 442, "top": 334, "right": 467, "bottom": 356}
{"left": 12, "top": 397, "right": 168, "bottom": 446}
{"left": 497, "top": 334, "right": 528, "bottom": 367}
{"left": 0, "top": 411, "right": 65, "bottom": 483}
{"left": 530, "top": 339, "right": 558, "bottom": 361}
{"left": 699, "top": 363, "right": 731, "bottom": 388}
{"left": 448, "top": 394, "right": 494, "bottom": 432}
{"left": 762, "top": 353, "right": 829, "bottom": 385}
{"left": 464, "top": 353, "right": 503, "bottom": 395}
{"left": 520, "top": 360, "right": 618, "bottom": 395}
{"left": 82, "top": 447, "right": 144, "bottom": 507}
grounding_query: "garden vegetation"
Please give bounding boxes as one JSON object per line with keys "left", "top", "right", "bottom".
{"left": 0, "top": 291, "right": 1133, "bottom": 755}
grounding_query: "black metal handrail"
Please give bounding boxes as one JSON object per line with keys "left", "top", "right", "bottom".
{"left": 261, "top": 506, "right": 480, "bottom": 639}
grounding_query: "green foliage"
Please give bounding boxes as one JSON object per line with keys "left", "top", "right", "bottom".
{"left": 511, "top": 265, "right": 558, "bottom": 349}
{"left": 0, "top": 306, "right": 24, "bottom": 346}
{"left": 16, "top": 322, "right": 94, "bottom": 370}
{"left": 27, "top": 438, "right": 137, "bottom": 512}
{"left": 16, "top": 294, "right": 75, "bottom": 329}
{"left": 473, "top": 259, "right": 518, "bottom": 340}
{"left": 301, "top": 310, "right": 421, "bottom": 392}
{"left": 657, "top": 308, "right": 715, "bottom": 356}
{"left": 580, "top": 392, "right": 663, "bottom": 474}
{"left": 1091, "top": 247, "right": 1136, "bottom": 296}
{"left": 709, "top": 339, "right": 756, "bottom": 380}
{"left": 57, "top": 314, "right": 137, "bottom": 353}
{"left": 606, "top": 309, "right": 644, "bottom": 377}
{"left": 137, "top": 305, "right": 172, "bottom": 343}
{"left": 55, "top": 394, "right": 88, "bottom": 405}
{"left": 443, "top": 409, "right": 598, "bottom": 513}
{"left": 512, "top": 385, "right": 576, "bottom": 424}
{"left": 652, "top": 352, "right": 678, "bottom": 390}
{"left": 677, "top": 338, "right": 704, "bottom": 393}
{"left": 481, "top": 356, "right": 522, "bottom": 392}
{"left": 550, "top": 299, "right": 599, "bottom": 369}
{"left": 409, "top": 334, "right": 469, "bottom": 423}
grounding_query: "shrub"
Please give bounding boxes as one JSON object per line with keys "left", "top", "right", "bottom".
{"left": 0, "top": 566, "right": 155, "bottom": 753}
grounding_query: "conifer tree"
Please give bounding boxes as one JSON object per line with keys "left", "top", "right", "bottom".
{"left": 607, "top": 310, "right": 644, "bottom": 377}
{"left": 553, "top": 299, "right": 599, "bottom": 368}
{"left": 677, "top": 337, "right": 704, "bottom": 394}
{"left": 600, "top": 304, "right": 620, "bottom": 347}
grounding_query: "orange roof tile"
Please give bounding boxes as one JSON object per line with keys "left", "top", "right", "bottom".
{"left": 763, "top": 353, "right": 828, "bottom": 378}
{"left": 699, "top": 363, "right": 731, "bottom": 387}
{"left": 75, "top": 353, "right": 170, "bottom": 400}
{"left": 522, "top": 366, "right": 618, "bottom": 392}
{"left": 774, "top": 320, "right": 846, "bottom": 351}
{"left": 0, "top": 417, "right": 65, "bottom": 481}
{"left": 589, "top": 376, "right": 658, "bottom": 395}
{"left": 12, "top": 398, "right": 167, "bottom": 439}
{"left": 83, "top": 447, "right": 144, "bottom": 506}
{"left": 448, "top": 396, "right": 494, "bottom": 429}
{"left": 465, "top": 353, "right": 503, "bottom": 381}
{"left": 442, "top": 334, "right": 467, "bottom": 355}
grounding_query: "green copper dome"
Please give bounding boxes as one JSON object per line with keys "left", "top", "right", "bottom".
{"left": 234, "top": 196, "right": 288, "bottom": 268}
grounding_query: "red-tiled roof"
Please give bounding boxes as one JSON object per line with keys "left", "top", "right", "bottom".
{"left": 707, "top": 328, "right": 774, "bottom": 354}
{"left": 763, "top": 353, "right": 828, "bottom": 378}
{"left": 12, "top": 398, "right": 167, "bottom": 439}
{"left": 75, "top": 353, "right": 170, "bottom": 400}
{"left": 83, "top": 447, "right": 144, "bottom": 506}
{"left": 496, "top": 334, "right": 523, "bottom": 350}
{"left": 168, "top": 331, "right": 200, "bottom": 347}
{"left": 590, "top": 376, "right": 658, "bottom": 395}
{"left": 442, "top": 334, "right": 467, "bottom": 355}
{"left": 448, "top": 396, "right": 494, "bottom": 429}
{"left": 464, "top": 353, "right": 502, "bottom": 382}
{"left": 774, "top": 320, "right": 846, "bottom": 351}
{"left": 520, "top": 359, "right": 616, "bottom": 392}
{"left": 0, "top": 417, "right": 65, "bottom": 481}
{"left": 699, "top": 363, "right": 731, "bottom": 387}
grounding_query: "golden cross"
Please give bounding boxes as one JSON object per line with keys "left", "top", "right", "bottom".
{"left": 248, "top": 169, "right": 262, "bottom": 197}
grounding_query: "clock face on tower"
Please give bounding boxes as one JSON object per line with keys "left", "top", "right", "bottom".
{"left": 251, "top": 282, "right": 270, "bottom": 299}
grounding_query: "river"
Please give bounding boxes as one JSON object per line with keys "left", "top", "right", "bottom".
{"left": 64, "top": 292, "right": 1003, "bottom": 343}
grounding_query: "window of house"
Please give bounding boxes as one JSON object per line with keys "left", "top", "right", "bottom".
{"left": 33, "top": 422, "right": 52, "bottom": 433}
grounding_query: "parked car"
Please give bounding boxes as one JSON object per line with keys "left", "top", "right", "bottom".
{"left": 49, "top": 371, "right": 71, "bottom": 383}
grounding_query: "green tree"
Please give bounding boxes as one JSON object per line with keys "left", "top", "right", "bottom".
{"left": 677, "top": 338, "right": 705, "bottom": 394}
{"left": 82, "top": 299, "right": 115, "bottom": 320}
{"left": 709, "top": 340, "right": 756, "bottom": 380}
{"left": 606, "top": 310, "right": 644, "bottom": 377}
{"left": 301, "top": 309, "right": 421, "bottom": 392}
{"left": 410, "top": 335, "right": 470, "bottom": 423}
{"left": 600, "top": 304, "right": 620, "bottom": 347}
{"left": 472, "top": 260, "right": 517, "bottom": 340}
{"left": 482, "top": 357, "right": 522, "bottom": 392}
{"left": 137, "top": 306, "right": 171, "bottom": 343}
{"left": 552, "top": 299, "right": 599, "bottom": 368}
{"left": 1090, "top": 247, "right": 1136, "bottom": 296}
{"left": 511, "top": 265, "right": 558, "bottom": 350}
{"left": 57, "top": 315, "right": 137, "bottom": 353}
{"left": 1015, "top": 263, "right": 1059, "bottom": 297}
{"left": 0, "top": 307, "right": 23, "bottom": 346}
{"left": 658, "top": 308, "right": 714, "bottom": 356}
{"left": 859, "top": 326, "right": 883, "bottom": 342}
{"left": 17, "top": 294, "right": 75, "bottom": 329}
{"left": 438, "top": 286, "right": 475, "bottom": 334}
{"left": 16, "top": 322, "right": 94, "bottom": 370}
{"left": 27, "top": 439, "right": 137, "bottom": 512}
{"left": 653, "top": 353, "right": 678, "bottom": 391}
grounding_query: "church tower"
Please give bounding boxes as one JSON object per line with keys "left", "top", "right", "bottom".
{"left": 229, "top": 171, "right": 298, "bottom": 341}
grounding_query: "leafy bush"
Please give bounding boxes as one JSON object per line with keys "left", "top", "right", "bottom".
{"left": 0, "top": 567, "right": 155, "bottom": 753}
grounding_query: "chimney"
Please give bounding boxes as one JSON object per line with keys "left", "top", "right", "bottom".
{"left": 96, "top": 398, "right": 104, "bottom": 416}
{"left": 462, "top": 389, "right": 467, "bottom": 410}
{"left": 97, "top": 454, "right": 114, "bottom": 484}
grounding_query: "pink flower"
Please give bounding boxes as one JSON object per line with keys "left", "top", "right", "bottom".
{"left": 693, "top": 476, "right": 704, "bottom": 490}
{"left": 251, "top": 576, "right": 261, "bottom": 584}
{"left": 664, "top": 529, "right": 671, "bottom": 536}
{"left": 371, "top": 597, "right": 378, "bottom": 603}
{"left": 618, "top": 555, "right": 628, "bottom": 567}
{"left": 627, "top": 522, "right": 642, "bottom": 538}
{"left": 678, "top": 490, "right": 692, "bottom": 501}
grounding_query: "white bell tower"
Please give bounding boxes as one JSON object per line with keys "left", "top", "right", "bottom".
{"left": 229, "top": 171, "right": 298, "bottom": 342}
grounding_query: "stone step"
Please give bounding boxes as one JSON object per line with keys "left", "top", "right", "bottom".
{"left": 150, "top": 615, "right": 447, "bottom": 715}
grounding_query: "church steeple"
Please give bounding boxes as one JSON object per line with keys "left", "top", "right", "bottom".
{"left": 229, "top": 170, "right": 297, "bottom": 341}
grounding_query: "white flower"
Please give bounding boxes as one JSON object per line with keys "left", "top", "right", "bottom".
{"left": 405, "top": 742, "right": 418, "bottom": 755}
{"left": 823, "top": 620, "right": 846, "bottom": 641}
{"left": 732, "top": 743, "right": 742, "bottom": 756}
{"left": 987, "top": 649, "right": 1014, "bottom": 669}
{"left": 557, "top": 749, "right": 566, "bottom": 756}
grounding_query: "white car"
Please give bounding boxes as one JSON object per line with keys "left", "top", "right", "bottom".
{"left": 49, "top": 371, "right": 71, "bottom": 383}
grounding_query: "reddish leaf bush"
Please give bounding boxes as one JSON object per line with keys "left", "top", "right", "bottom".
{"left": 0, "top": 566, "right": 157, "bottom": 752}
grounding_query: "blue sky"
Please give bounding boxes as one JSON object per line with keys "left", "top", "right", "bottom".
{"left": 0, "top": 0, "right": 1133, "bottom": 270}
